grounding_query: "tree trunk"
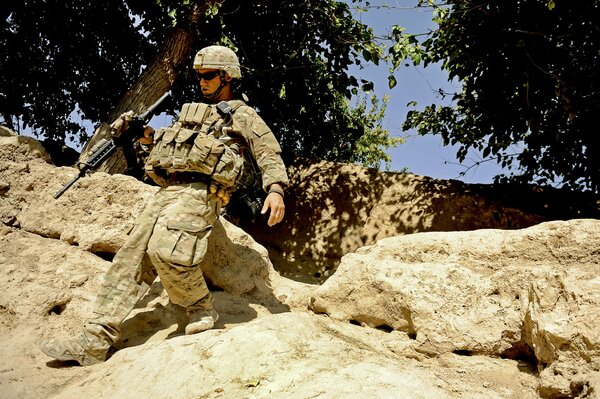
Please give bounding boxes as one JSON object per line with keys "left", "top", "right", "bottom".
{"left": 79, "top": 1, "right": 212, "bottom": 175}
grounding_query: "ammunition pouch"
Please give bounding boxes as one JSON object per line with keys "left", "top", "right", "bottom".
{"left": 145, "top": 126, "right": 243, "bottom": 188}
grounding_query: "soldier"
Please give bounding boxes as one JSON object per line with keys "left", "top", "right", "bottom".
{"left": 40, "top": 45, "right": 289, "bottom": 366}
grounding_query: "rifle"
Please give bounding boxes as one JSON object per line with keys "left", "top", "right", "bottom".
{"left": 54, "top": 91, "right": 171, "bottom": 199}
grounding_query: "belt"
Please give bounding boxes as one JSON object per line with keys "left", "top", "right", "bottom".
{"left": 165, "top": 171, "right": 212, "bottom": 185}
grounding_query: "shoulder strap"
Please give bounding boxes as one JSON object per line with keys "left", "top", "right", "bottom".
{"left": 228, "top": 99, "right": 246, "bottom": 113}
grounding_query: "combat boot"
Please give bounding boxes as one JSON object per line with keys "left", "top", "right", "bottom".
{"left": 185, "top": 308, "right": 219, "bottom": 335}
{"left": 40, "top": 324, "right": 112, "bottom": 366}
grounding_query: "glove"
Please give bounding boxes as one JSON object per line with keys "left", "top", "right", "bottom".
{"left": 110, "top": 110, "right": 135, "bottom": 138}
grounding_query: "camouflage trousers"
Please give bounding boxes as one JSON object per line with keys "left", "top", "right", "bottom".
{"left": 85, "top": 182, "right": 220, "bottom": 346}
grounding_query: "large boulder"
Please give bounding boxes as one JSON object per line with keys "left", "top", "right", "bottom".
{"left": 310, "top": 219, "right": 600, "bottom": 398}
{"left": 50, "top": 312, "right": 542, "bottom": 399}
{"left": 244, "top": 159, "right": 599, "bottom": 281}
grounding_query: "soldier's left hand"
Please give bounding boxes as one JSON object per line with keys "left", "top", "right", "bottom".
{"left": 262, "top": 187, "right": 285, "bottom": 226}
{"left": 110, "top": 110, "right": 135, "bottom": 137}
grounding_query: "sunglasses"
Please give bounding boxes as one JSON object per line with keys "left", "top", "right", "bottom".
{"left": 196, "top": 71, "right": 221, "bottom": 81}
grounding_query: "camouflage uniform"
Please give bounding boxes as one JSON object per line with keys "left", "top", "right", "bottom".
{"left": 41, "top": 97, "right": 288, "bottom": 365}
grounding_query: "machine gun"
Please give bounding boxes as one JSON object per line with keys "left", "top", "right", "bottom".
{"left": 53, "top": 91, "right": 171, "bottom": 199}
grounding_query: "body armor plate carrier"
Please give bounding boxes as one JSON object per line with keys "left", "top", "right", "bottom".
{"left": 145, "top": 101, "right": 254, "bottom": 189}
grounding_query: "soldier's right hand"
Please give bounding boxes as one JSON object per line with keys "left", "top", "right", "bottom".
{"left": 110, "top": 110, "right": 135, "bottom": 138}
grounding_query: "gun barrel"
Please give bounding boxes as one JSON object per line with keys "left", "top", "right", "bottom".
{"left": 54, "top": 138, "right": 115, "bottom": 199}
{"left": 139, "top": 91, "right": 171, "bottom": 122}
{"left": 54, "top": 173, "right": 82, "bottom": 199}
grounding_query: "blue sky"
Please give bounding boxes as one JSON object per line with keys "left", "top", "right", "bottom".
{"left": 348, "top": 1, "right": 508, "bottom": 184}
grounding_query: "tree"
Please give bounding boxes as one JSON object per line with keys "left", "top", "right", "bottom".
{"left": 346, "top": 94, "right": 403, "bottom": 169}
{"left": 392, "top": 0, "right": 600, "bottom": 194}
{"left": 1, "top": 0, "right": 401, "bottom": 172}
{"left": 0, "top": 0, "right": 156, "bottom": 144}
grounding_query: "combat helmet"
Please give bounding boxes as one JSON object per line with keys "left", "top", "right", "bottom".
{"left": 193, "top": 45, "right": 241, "bottom": 79}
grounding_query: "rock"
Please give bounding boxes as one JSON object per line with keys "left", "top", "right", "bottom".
{"left": 0, "top": 132, "right": 52, "bottom": 163}
{"left": 0, "top": 125, "right": 16, "bottom": 137}
{"left": 1, "top": 130, "right": 599, "bottom": 399}
{"left": 51, "top": 313, "right": 540, "bottom": 399}
{"left": 243, "top": 158, "right": 599, "bottom": 282}
{"left": 69, "top": 274, "right": 89, "bottom": 287}
{"left": 310, "top": 219, "right": 600, "bottom": 398}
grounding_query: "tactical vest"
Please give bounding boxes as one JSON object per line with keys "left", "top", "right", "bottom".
{"left": 145, "top": 101, "right": 248, "bottom": 188}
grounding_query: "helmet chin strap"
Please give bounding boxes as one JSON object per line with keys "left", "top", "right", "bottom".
{"left": 203, "top": 72, "right": 228, "bottom": 100}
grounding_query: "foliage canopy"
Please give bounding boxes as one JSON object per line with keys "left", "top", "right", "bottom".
{"left": 0, "top": 1, "right": 154, "bottom": 143}
{"left": 392, "top": 0, "right": 600, "bottom": 193}
{"left": 1, "top": 0, "right": 401, "bottom": 168}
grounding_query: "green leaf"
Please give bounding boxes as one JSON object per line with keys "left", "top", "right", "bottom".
{"left": 388, "top": 75, "right": 397, "bottom": 89}
{"left": 278, "top": 84, "right": 286, "bottom": 99}
{"left": 361, "top": 81, "right": 374, "bottom": 92}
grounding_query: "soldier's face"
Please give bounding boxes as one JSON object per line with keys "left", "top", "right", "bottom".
{"left": 197, "top": 68, "right": 229, "bottom": 97}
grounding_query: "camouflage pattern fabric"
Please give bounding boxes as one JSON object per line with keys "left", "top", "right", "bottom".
{"left": 40, "top": 323, "right": 114, "bottom": 365}
{"left": 68, "top": 99, "right": 288, "bottom": 356}
{"left": 85, "top": 182, "right": 220, "bottom": 346}
{"left": 146, "top": 183, "right": 218, "bottom": 311}
{"left": 146, "top": 99, "right": 289, "bottom": 192}
{"left": 223, "top": 100, "right": 289, "bottom": 191}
